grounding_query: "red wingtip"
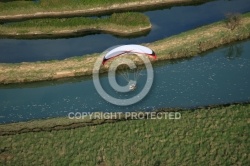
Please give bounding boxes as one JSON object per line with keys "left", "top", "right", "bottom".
{"left": 149, "top": 54, "right": 157, "bottom": 60}
{"left": 153, "top": 54, "right": 157, "bottom": 60}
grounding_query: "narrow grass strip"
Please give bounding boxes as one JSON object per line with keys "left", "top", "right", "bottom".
{"left": 0, "top": 12, "right": 151, "bottom": 38}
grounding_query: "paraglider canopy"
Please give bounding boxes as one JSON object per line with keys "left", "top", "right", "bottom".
{"left": 101, "top": 44, "right": 156, "bottom": 92}
{"left": 102, "top": 44, "right": 156, "bottom": 65}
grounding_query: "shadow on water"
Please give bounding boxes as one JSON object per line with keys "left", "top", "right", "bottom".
{"left": 224, "top": 43, "right": 243, "bottom": 60}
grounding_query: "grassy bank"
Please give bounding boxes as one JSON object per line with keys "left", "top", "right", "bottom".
{"left": 0, "top": 0, "right": 210, "bottom": 21}
{"left": 1, "top": 13, "right": 250, "bottom": 84}
{"left": 0, "top": 103, "right": 249, "bottom": 165}
{"left": 0, "top": 12, "right": 151, "bottom": 38}
{"left": 0, "top": 108, "right": 183, "bottom": 136}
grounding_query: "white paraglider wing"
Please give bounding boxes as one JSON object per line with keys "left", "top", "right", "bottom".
{"left": 102, "top": 44, "right": 156, "bottom": 64}
{"left": 101, "top": 44, "right": 156, "bottom": 91}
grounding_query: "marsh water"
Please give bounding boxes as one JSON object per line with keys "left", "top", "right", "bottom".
{"left": 0, "top": 0, "right": 250, "bottom": 123}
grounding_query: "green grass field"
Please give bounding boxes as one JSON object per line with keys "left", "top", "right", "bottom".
{"left": 0, "top": 104, "right": 249, "bottom": 165}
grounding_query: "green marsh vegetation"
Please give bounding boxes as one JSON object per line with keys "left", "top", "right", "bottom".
{"left": 0, "top": 12, "right": 151, "bottom": 38}
{"left": 0, "top": 104, "right": 249, "bottom": 165}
